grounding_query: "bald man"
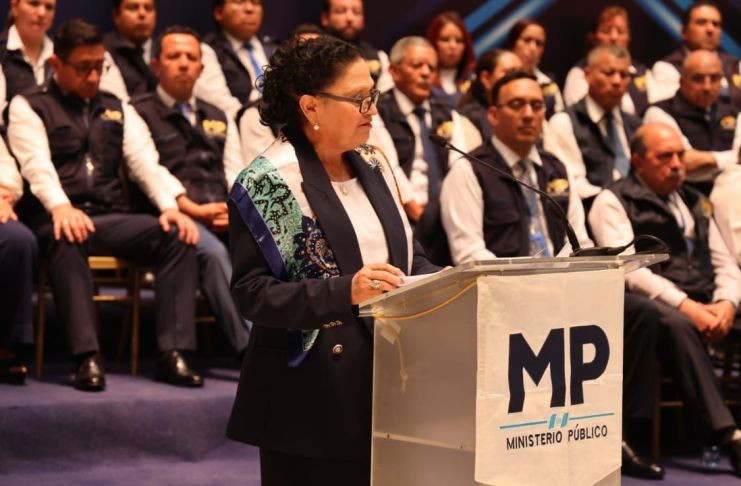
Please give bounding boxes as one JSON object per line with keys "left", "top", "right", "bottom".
{"left": 590, "top": 122, "right": 741, "bottom": 476}
{"left": 645, "top": 50, "right": 740, "bottom": 194}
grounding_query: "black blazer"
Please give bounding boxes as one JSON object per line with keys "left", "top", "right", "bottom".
{"left": 226, "top": 129, "right": 438, "bottom": 461}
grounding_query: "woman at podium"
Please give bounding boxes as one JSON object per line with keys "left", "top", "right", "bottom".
{"left": 225, "top": 35, "right": 439, "bottom": 485}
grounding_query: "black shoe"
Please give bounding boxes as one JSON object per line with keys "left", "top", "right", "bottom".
{"left": 725, "top": 437, "right": 741, "bottom": 477}
{"left": 621, "top": 441, "right": 664, "bottom": 479}
{"left": 155, "top": 350, "right": 204, "bottom": 387}
{"left": 74, "top": 353, "right": 105, "bottom": 392}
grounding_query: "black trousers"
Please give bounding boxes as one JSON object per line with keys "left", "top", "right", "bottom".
{"left": 33, "top": 213, "right": 198, "bottom": 356}
{"left": 623, "top": 292, "right": 660, "bottom": 421}
{"left": 653, "top": 299, "right": 736, "bottom": 436}
{"left": 0, "top": 220, "right": 37, "bottom": 347}
{"left": 259, "top": 448, "right": 370, "bottom": 486}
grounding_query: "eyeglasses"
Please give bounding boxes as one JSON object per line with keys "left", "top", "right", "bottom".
{"left": 496, "top": 98, "right": 546, "bottom": 112}
{"left": 63, "top": 60, "right": 109, "bottom": 77}
{"left": 227, "top": 0, "right": 262, "bottom": 5}
{"left": 315, "top": 88, "right": 380, "bottom": 114}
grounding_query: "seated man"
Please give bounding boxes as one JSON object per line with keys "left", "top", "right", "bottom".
{"left": 441, "top": 71, "right": 663, "bottom": 479}
{"left": 131, "top": 25, "right": 250, "bottom": 357}
{"left": 711, "top": 163, "right": 741, "bottom": 266}
{"left": 0, "top": 136, "right": 36, "bottom": 385}
{"left": 645, "top": 49, "right": 740, "bottom": 195}
{"left": 8, "top": 19, "right": 202, "bottom": 392}
{"left": 319, "top": 0, "right": 393, "bottom": 93}
{"left": 546, "top": 45, "right": 642, "bottom": 206}
{"left": 590, "top": 122, "right": 741, "bottom": 476}
{"left": 651, "top": 1, "right": 740, "bottom": 109}
{"left": 100, "top": 0, "right": 158, "bottom": 101}
{"left": 196, "top": 0, "right": 277, "bottom": 120}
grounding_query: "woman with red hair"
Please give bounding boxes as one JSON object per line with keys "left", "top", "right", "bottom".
{"left": 425, "top": 11, "right": 475, "bottom": 107}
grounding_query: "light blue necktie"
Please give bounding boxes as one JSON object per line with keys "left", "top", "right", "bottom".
{"left": 244, "top": 42, "right": 264, "bottom": 93}
{"left": 605, "top": 111, "right": 630, "bottom": 177}
{"left": 175, "top": 102, "right": 193, "bottom": 126}
{"left": 412, "top": 106, "right": 442, "bottom": 201}
{"left": 517, "top": 159, "right": 551, "bottom": 257}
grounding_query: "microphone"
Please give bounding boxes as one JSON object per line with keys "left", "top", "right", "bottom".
{"left": 429, "top": 134, "right": 619, "bottom": 257}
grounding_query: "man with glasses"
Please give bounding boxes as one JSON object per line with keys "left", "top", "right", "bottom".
{"left": 651, "top": 1, "right": 740, "bottom": 109}
{"left": 195, "top": 0, "right": 277, "bottom": 120}
{"left": 100, "top": 0, "right": 157, "bottom": 101}
{"left": 441, "top": 71, "right": 665, "bottom": 479}
{"left": 320, "top": 0, "right": 393, "bottom": 93}
{"left": 546, "top": 45, "right": 642, "bottom": 209}
{"left": 7, "top": 19, "right": 203, "bottom": 392}
{"left": 590, "top": 122, "right": 741, "bottom": 477}
{"left": 130, "top": 25, "right": 251, "bottom": 361}
{"left": 645, "top": 49, "right": 740, "bottom": 195}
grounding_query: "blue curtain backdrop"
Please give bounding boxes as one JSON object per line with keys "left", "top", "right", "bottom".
{"left": 0, "top": 0, "right": 738, "bottom": 84}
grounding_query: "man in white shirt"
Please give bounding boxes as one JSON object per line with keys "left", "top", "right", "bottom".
{"left": 645, "top": 49, "right": 740, "bottom": 194}
{"left": 8, "top": 19, "right": 203, "bottom": 392}
{"left": 441, "top": 70, "right": 664, "bottom": 479}
{"left": 546, "top": 45, "right": 642, "bottom": 206}
{"left": 651, "top": 1, "right": 740, "bottom": 109}
{"left": 195, "top": 0, "right": 276, "bottom": 121}
{"left": 590, "top": 122, "right": 741, "bottom": 475}
{"left": 130, "top": 25, "right": 251, "bottom": 359}
{"left": 99, "top": 0, "right": 157, "bottom": 101}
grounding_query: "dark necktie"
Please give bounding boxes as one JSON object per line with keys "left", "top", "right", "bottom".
{"left": 133, "top": 45, "right": 156, "bottom": 91}
{"left": 604, "top": 111, "right": 630, "bottom": 177}
{"left": 516, "top": 159, "right": 550, "bottom": 257}
{"left": 412, "top": 106, "right": 442, "bottom": 201}
{"left": 244, "top": 42, "right": 264, "bottom": 92}
{"left": 175, "top": 102, "right": 194, "bottom": 126}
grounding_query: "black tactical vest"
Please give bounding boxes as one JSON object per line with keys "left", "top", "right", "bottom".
{"left": 103, "top": 31, "right": 157, "bottom": 97}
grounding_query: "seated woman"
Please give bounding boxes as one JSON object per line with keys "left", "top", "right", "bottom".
{"left": 562, "top": 5, "right": 654, "bottom": 116}
{"left": 226, "top": 36, "right": 439, "bottom": 485}
{"left": 425, "top": 11, "right": 475, "bottom": 108}
{"left": 505, "top": 18, "right": 563, "bottom": 119}
{"left": 458, "top": 48, "right": 522, "bottom": 144}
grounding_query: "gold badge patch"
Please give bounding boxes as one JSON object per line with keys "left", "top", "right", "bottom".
{"left": 719, "top": 115, "right": 736, "bottom": 131}
{"left": 733, "top": 74, "right": 741, "bottom": 88}
{"left": 541, "top": 82, "right": 558, "bottom": 96}
{"left": 547, "top": 178, "right": 569, "bottom": 196}
{"left": 700, "top": 198, "right": 713, "bottom": 219}
{"left": 100, "top": 109, "right": 123, "bottom": 122}
{"left": 435, "top": 121, "right": 454, "bottom": 140}
{"left": 366, "top": 60, "right": 381, "bottom": 76}
{"left": 202, "top": 119, "right": 227, "bottom": 136}
{"left": 633, "top": 75, "right": 647, "bottom": 91}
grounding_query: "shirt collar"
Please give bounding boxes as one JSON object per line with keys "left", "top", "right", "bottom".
{"left": 157, "top": 85, "right": 196, "bottom": 110}
{"left": 585, "top": 95, "right": 622, "bottom": 126}
{"left": 491, "top": 135, "right": 542, "bottom": 169}
{"left": 223, "top": 30, "right": 256, "bottom": 52}
{"left": 7, "top": 24, "right": 53, "bottom": 64}
{"left": 392, "top": 88, "right": 430, "bottom": 117}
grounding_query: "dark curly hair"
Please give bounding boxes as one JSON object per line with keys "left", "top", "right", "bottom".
{"left": 259, "top": 36, "right": 361, "bottom": 129}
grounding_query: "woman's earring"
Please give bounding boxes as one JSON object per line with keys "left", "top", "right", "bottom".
{"left": 312, "top": 121, "right": 320, "bottom": 131}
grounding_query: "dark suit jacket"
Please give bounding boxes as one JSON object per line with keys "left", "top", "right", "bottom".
{"left": 226, "top": 129, "right": 438, "bottom": 461}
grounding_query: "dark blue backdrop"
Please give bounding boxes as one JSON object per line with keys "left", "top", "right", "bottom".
{"left": 0, "top": 0, "right": 738, "bottom": 84}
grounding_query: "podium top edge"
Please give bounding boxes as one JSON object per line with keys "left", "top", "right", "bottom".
{"left": 358, "top": 253, "right": 668, "bottom": 312}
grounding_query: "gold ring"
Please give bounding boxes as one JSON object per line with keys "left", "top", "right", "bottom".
{"left": 370, "top": 279, "right": 381, "bottom": 290}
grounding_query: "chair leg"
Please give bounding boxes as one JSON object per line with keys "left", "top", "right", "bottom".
{"left": 652, "top": 367, "right": 662, "bottom": 462}
{"left": 34, "top": 261, "right": 47, "bottom": 380}
{"left": 130, "top": 267, "right": 141, "bottom": 376}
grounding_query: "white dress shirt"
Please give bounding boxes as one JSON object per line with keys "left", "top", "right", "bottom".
{"left": 545, "top": 96, "right": 631, "bottom": 199}
{"left": 562, "top": 64, "right": 656, "bottom": 114}
{"left": 0, "top": 135, "right": 22, "bottom": 200}
{"left": 589, "top": 182, "right": 741, "bottom": 307}
{"left": 195, "top": 33, "right": 268, "bottom": 120}
{"left": 441, "top": 135, "right": 592, "bottom": 264}
{"left": 391, "top": 88, "right": 467, "bottom": 206}
{"left": 7, "top": 91, "right": 185, "bottom": 212}
{"left": 156, "top": 85, "right": 246, "bottom": 190}
{"left": 100, "top": 37, "right": 153, "bottom": 102}
{"left": 710, "top": 164, "right": 741, "bottom": 266}
{"left": 374, "top": 50, "right": 394, "bottom": 94}
{"left": 643, "top": 106, "right": 741, "bottom": 175}
{"left": 1, "top": 25, "right": 53, "bottom": 112}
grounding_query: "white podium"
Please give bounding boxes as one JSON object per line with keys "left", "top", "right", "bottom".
{"left": 359, "top": 255, "right": 666, "bottom": 486}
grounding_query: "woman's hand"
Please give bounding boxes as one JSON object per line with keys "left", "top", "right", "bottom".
{"left": 351, "top": 263, "right": 405, "bottom": 305}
